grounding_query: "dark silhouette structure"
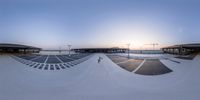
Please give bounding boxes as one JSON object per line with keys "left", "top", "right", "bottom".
{"left": 162, "top": 43, "right": 200, "bottom": 55}
{"left": 0, "top": 43, "right": 41, "bottom": 54}
{"left": 73, "top": 48, "right": 127, "bottom": 53}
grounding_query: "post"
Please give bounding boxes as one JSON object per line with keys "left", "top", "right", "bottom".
{"left": 68, "top": 45, "right": 72, "bottom": 56}
{"left": 180, "top": 46, "right": 182, "bottom": 55}
{"left": 127, "top": 44, "right": 130, "bottom": 59}
{"left": 59, "top": 47, "right": 61, "bottom": 54}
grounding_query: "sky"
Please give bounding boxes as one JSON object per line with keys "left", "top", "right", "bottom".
{"left": 0, "top": 0, "right": 200, "bottom": 50}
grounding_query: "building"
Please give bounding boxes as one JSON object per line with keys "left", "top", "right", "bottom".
{"left": 162, "top": 43, "right": 200, "bottom": 55}
{"left": 0, "top": 43, "right": 41, "bottom": 54}
{"left": 73, "top": 48, "right": 127, "bottom": 53}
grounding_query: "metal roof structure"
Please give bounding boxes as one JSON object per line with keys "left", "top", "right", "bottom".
{"left": 0, "top": 43, "right": 41, "bottom": 49}
{"left": 162, "top": 43, "right": 200, "bottom": 55}
{"left": 72, "top": 47, "right": 127, "bottom": 53}
{"left": 162, "top": 43, "right": 200, "bottom": 49}
{"left": 0, "top": 43, "right": 41, "bottom": 54}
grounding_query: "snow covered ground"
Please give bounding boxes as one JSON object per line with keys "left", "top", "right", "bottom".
{"left": 0, "top": 53, "right": 200, "bottom": 100}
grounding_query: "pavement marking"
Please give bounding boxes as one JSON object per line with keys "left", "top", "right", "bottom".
{"left": 30, "top": 55, "right": 42, "bottom": 61}
{"left": 55, "top": 55, "right": 64, "bottom": 63}
{"left": 116, "top": 59, "right": 133, "bottom": 64}
{"left": 163, "top": 57, "right": 180, "bottom": 64}
{"left": 62, "top": 55, "right": 75, "bottom": 60}
{"left": 44, "top": 55, "right": 49, "bottom": 63}
{"left": 133, "top": 59, "right": 146, "bottom": 73}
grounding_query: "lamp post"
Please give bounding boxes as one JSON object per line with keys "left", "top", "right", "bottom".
{"left": 127, "top": 43, "right": 131, "bottom": 59}
{"left": 145, "top": 43, "right": 158, "bottom": 50}
{"left": 67, "top": 45, "right": 72, "bottom": 56}
{"left": 59, "top": 46, "right": 61, "bottom": 54}
{"left": 140, "top": 46, "right": 143, "bottom": 54}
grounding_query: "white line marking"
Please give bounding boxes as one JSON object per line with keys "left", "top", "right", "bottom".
{"left": 55, "top": 55, "right": 64, "bottom": 63}
{"left": 133, "top": 59, "right": 146, "bottom": 73}
{"left": 30, "top": 55, "right": 42, "bottom": 61}
{"left": 116, "top": 59, "right": 132, "bottom": 64}
{"left": 62, "top": 55, "right": 75, "bottom": 60}
{"left": 44, "top": 55, "right": 49, "bottom": 63}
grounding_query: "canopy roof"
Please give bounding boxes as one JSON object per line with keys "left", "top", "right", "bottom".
{"left": 162, "top": 43, "right": 200, "bottom": 49}
{"left": 0, "top": 43, "right": 41, "bottom": 49}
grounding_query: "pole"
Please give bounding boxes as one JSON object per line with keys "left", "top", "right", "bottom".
{"left": 127, "top": 44, "right": 130, "bottom": 59}
{"left": 59, "top": 47, "right": 61, "bottom": 54}
{"left": 68, "top": 45, "right": 72, "bottom": 56}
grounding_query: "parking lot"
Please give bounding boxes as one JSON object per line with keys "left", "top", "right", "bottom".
{"left": 13, "top": 54, "right": 92, "bottom": 71}
{"left": 107, "top": 55, "right": 173, "bottom": 75}
{"left": 135, "top": 59, "right": 173, "bottom": 75}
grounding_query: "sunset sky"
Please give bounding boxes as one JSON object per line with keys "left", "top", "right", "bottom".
{"left": 0, "top": 0, "right": 200, "bottom": 49}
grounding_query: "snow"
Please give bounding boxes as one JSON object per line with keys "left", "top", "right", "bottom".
{"left": 0, "top": 53, "right": 200, "bottom": 100}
